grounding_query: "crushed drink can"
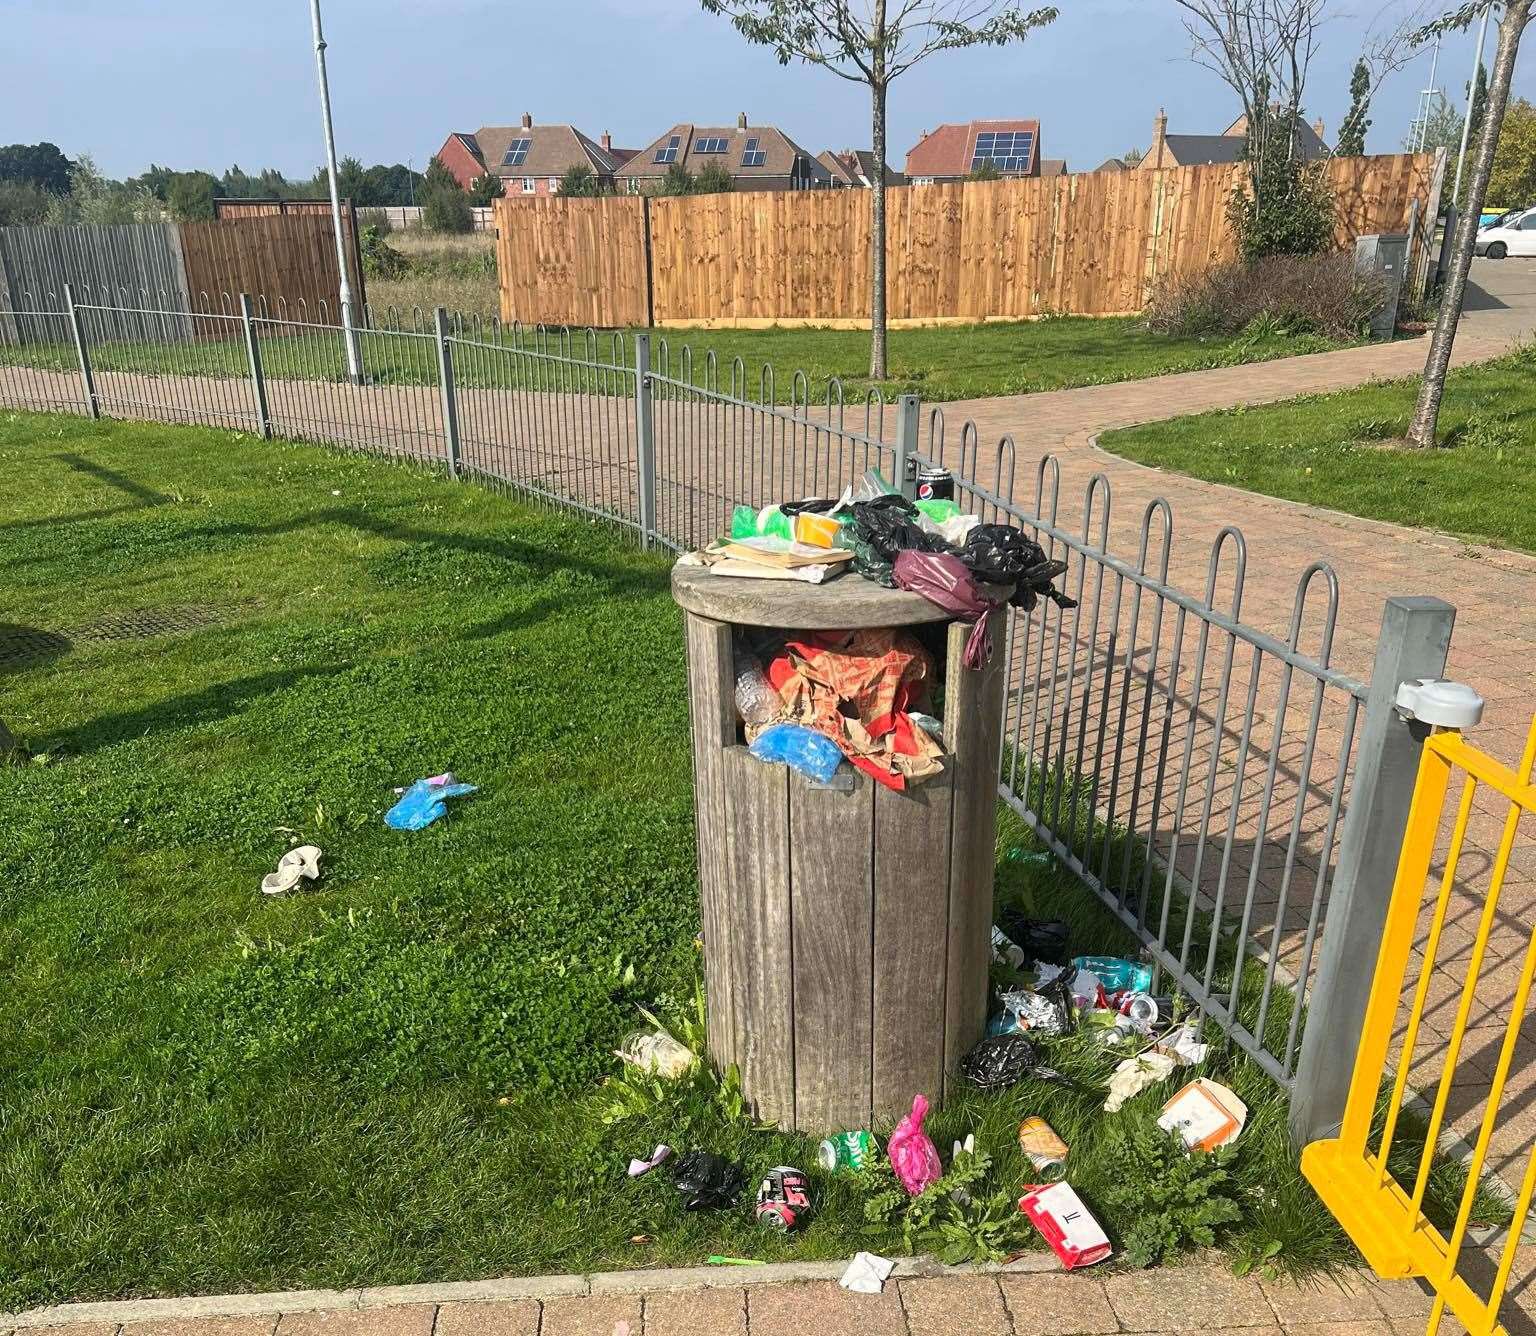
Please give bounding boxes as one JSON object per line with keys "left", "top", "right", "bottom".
{"left": 1018, "top": 1116, "right": 1069, "bottom": 1181}
{"left": 916, "top": 466, "right": 955, "bottom": 502}
{"left": 818, "top": 1129, "right": 876, "bottom": 1173}
{"left": 755, "top": 1165, "right": 813, "bottom": 1231}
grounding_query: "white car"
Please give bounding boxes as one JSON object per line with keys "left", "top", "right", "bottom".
{"left": 1475, "top": 208, "right": 1536, "bottom": 258}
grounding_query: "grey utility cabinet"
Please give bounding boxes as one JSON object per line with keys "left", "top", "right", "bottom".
{"left": 671, "top": 564, "right": 1006, "bottom": 1133}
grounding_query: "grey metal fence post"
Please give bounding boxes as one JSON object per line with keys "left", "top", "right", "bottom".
{"left": 1289, "top": 595, "right": 1456, "bottom": 1147}
{"left": 63, "top": 283, "right": 98, "bottom": 420}
{"left": 434, "top": 306, "right": 460, "bottom": 479}
{"left": 634, "top": 331, "right": 657, "bottom": 546}
{"left": 894, "top": 392, "right": 920, "bottom": 498}
{"left": 239, "top": 293, "right": 271, "bottom": 439}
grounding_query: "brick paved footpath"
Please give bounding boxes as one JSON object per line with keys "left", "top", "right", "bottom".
{"left": 0, "top": 1260, "right": 1497, "bottom": 1336}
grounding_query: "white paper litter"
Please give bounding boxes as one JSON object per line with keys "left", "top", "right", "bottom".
{"left": 1103, "top": 1051, "right": 1179, "bottom": 1112}
{"left": 839, "top": 1251, "right": 896, "bottom": 1294}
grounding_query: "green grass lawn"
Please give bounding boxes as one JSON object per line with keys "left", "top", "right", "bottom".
{"left": 1, "top": 316, "right": 1339, "bottom": 406}
{"left": 0, "top": 411, "right": 1434, "bottom": 1307}
{"left": 1099, "top": 346, "right": 1536, "bottom": 554}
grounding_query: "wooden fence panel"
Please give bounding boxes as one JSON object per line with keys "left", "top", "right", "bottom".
{"left": 178, "top": 212, "right": 364, "bottom": 326}
{"left": 489, "top": 152, "right": 1437, "bottom": 328}
{"left": 494, "top": 195, "right": 648, "bottom": 328}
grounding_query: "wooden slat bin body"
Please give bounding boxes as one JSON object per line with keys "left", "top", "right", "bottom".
{"left": 672, "top": 566, "right": 1006, "bottom": 1133}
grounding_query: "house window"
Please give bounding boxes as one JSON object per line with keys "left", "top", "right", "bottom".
{"left": 694, "top": 136, "right": 727, "bottom": 154}
{"left": 502, "top": 138, "right": 531, "bottom": 167}
{"left": 742, "top": 136, "right": 766, "bottom": 167}
{"left": 523, "top": 178, "right": 536, "bottom": 192}
{"left": 548, "top": 177, "right": 559, "bottom": 189}
{"left": 969, "top": 129, "right": 1034, "bottom": 173}
{"left": 654, "top": 134, "right": 681, "bottom": 164}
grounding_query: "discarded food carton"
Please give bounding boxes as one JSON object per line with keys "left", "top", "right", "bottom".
{"left": 1158, "top": 1077, "right": 1248, "bottom": 1151}
{"left": 1018, "top": 1182, "right": 1112, "bottom": 1269}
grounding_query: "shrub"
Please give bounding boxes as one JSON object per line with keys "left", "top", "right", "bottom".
{"left": 1228, "top": 104, "right": 1336, "bottom": 260}
{"left": 467, "top": 172, "right": 504, "bottom": 205}
{"left": 556, "top": 164, "right": 603, "bottom": 197}
{"left": 358, "top": 206, "right": 393, "bottom": 235}
{"left": 422, "top": 185, "right": 473, "bottom": 234}
{"left": 692, "top": 161, "right": 734, "bottom": 194}
{"left": 1145, "top": 253, "right": 1386, "bottom": 342}
{"left": 359, "top": 225, "right": 409, "bottom": 279}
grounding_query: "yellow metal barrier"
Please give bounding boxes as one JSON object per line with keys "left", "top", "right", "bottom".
{"left": 1302, "top": 718, "right": 1536, "bottom": 1336}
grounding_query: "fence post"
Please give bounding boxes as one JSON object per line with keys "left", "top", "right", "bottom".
{"left": 894, "top": 393, "right": 920, "bottom": 499}
{"left": 433, "top": 306, "right": 460, "bottom": 479}
{"left": 1289, "top": 595, "right": 1456, "bottom": 1147}
{"left": 239, "top": 293, "right": 271, "bottom": 439}
{"left": 63, "top": 283, "right": 98, "bottom": 420}
{"left": 634, "top": 331, "right": 657, "bottom": 546}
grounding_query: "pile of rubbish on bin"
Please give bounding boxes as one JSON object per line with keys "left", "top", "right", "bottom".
{"left": 611, "top": 896, "right": 1246, "bottom": 1279}
{"left": 676, "top": 468, "right": 1075, "bottom": 655}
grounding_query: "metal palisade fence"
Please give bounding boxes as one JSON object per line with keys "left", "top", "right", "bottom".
{"left": 0, "top": 288, "right": 1455, "bottom": 1140}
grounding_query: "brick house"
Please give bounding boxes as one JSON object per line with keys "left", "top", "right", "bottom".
{"left": 1138, "top": 107, "right": 1329, "bottom": 168}
{"left": 614, "top": 115, "right": 831, "bottom": 193}
{"left": 904, "top": 119, "right": 1042, "bottom": 183}
{"left": 816, "top": 149, "right": 903, "bottom": 188}
{"left": 432, "top": 115, "right": 634, "bottom": 197}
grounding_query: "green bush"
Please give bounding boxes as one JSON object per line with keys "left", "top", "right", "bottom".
{"left": 556, "top": 164, "right": 603, "bottom": 197}
{"left": 467, "top": 173, "right": 505, "bottom": 206}
{"left": 422, "top": 185, "right": 473, "bottom": 234}
{"left": 357, "top": 206, "right": 392, "bottom": 235}
{"left": 1228, "top": 105, "right": 1336, "bottom": 260}
{"left": 1145, "top": 253, "right": 1385, "bottom": 342}
{"left": 693, "top": 161, "right": 734, "bottom": 194}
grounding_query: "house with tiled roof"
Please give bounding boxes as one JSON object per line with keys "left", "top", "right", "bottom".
{"left": 817, "top": 148, "right": 903, "bottom": 188}
{"left": 615, "top": 115, "right": 831, "bottom": 192}
{"left": 1138, "top": 108, "right": 1329, "bottom": 169}
{"left": 432, "top": 115, "right": 633, "bottom": 197}
{"left": 904, "top": 119, "right": 1042, "bottom": 183}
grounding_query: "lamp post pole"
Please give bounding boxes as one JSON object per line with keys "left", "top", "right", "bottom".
{"left": 1453, "top": 2, "right": 1495, "bottom": 207}
{"left": 309, "top": 0, "right": 364, "bottom": 382}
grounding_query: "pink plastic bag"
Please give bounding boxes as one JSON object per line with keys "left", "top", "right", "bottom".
{"left": 888, "top": 1094, "right": 943, "bottom": 1195}
{"left": 892, "top": 550, "right": 1003, "bottom": 669}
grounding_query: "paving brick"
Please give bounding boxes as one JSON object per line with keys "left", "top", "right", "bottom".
{"left": 1279, "top": 1324, "right": 1392, "bottom": 1335}
{"left": 641, "top": 1286, "right": 746, "bottom": 1336}
{"left": 122, "top": 1322, "right": 278, "bottom": 1336}
{"left": 1105, "top": 1264, "right": 1274, "bottom": 1330}
{"left": 1261, "top": 1273, "right": 1385, "bottom": 1324}
{"left": 1356, "top": 1277, "right": 1436, "bottom": 1321}
{"left": 746, "top": 1281, "right": 906, "bottom": 1336}
{"left": 276, "top": 1308, "right": 435, "bottom": 1336}
{"left": 9, "top": 1328, "right": 118, "bottom": 1336}
{"left": 898, "top": 1276, "right": 1009, "bottom": 1336}
{"left": 537, "top": 1294, "right": 640, "bottom": 1336}
{"left": 998, "top": 1272, "right": 1119, "bottom": 1335}
{"left": 433, "top": 1300, "right": 540, "bottom": 1336}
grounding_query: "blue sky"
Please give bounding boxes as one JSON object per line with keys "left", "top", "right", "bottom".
{"left": 6, "top": 0, "right": 1531, "bottom": 180}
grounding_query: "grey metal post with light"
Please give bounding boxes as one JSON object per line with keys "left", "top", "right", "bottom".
{"left": 309, "top": 0, "right": 364, "bottom": 384}
{"left": 1453, "top": 2, "right": 1495, "bottom": 208}
{"left": 1289, "top": 596, "right": 1460, "bottom": 1146}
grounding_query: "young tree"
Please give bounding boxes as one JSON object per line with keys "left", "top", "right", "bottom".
{"left": 556, "top": 163, "right": 603, "bottom": 197}
{"left": 1122, "top": 146, "right": 1145, "bottom": 166}
{"left": 656, "top": 162, "right": 698, "bottom": 195}
{"left": 1405, "top": 90, "right": 1464, "bottom": 151}
{"left": 1336, "top": 57, "right": 1373, "bottom": 154}
{"left": 1229, "top": 101, "right": 1336, "bottom": 256}
{"left": 420, "top": 156, "right": 473, "bottom": 232}
{"left": 1408, "top": 0, "right": 1535, "bottom": 448}
{"left": 1468, "top": 60, "right": 1490, "bottom": 141}
{"left": 1490, "top": 96, "right": 1536, "bottom": 200}
{"left": 700, "top": 0, "right": 1056, "bottom": 379}
{"left": 968, "top": 159, "right": 1003, "bottom": 180}
{"left": 166, "top": 170, "right": 222, "bottom": 220}
{"left": 468, "top": 172, "right": 506, "bottom": 205}
{"left": 693, "top": 160, "right": 736, "bottom": 193}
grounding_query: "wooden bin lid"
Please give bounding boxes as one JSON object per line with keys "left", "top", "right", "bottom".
{"left": 671, "top": 561, "right": 955, "bottom": 630}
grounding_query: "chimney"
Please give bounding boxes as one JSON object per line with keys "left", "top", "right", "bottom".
{"left": 738, "top": 112, "right": 748, "bottom": 130}
{"left": 1313, "top": 115, "right": 1326, "bottom": 139}
{"left": 1151, "top": 107, "right": 1168, "bottom": 168}
{"left": 521, "top": 112, "right": 532, "bottom": 130}
{"left": 601, "top": 131, "right": 612, "bottom": 152}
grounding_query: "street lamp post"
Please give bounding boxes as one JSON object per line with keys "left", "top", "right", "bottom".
{"left": 1453, "top": 2, "right": 1495, "bottom": 207}
{"left": 309, "top": 0, "right": 364, "bottom": 383}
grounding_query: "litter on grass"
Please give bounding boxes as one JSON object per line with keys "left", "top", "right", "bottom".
{"left": 614, "top": 1030, "right": 695, "bottom": 1078}
{"left": 384, "top": 773, "right": 478, "bottom": 830}
{"left": 260, "top": 843, "right": 323, "bottom": 896}
{"left": 1103, "top": 1051, "right": 1179, "bottom": 1112}
{"left": 1019, "top": 1182, "right": 1112, "bottom": 1269}
{"left": 1158, "top": 1078, "right": 1248, "bottom": 1151}
{"left": 888, "top": 1094, "right": 943, "bottom": 1195}
{"left": 755, "top": 1166, "right": 813, "bottom": 1231}
{"left": 839, "top": 1251, "right": 896, "bottom": 1294}
{"left": 671, "top": 1151, "right": 745, "bottom": 1211}
{"left": 626, "top": 1144, "right": 672, "bottom": 1177}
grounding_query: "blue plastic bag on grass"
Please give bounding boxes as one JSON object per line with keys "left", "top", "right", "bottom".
{"left": 748, "top": 724, "right": 844, "bottom": 785}
{"left": 385, "top": 775, "right": 478, "bottom": 830}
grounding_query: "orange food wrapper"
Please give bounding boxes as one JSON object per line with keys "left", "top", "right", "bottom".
{"left": 1156, "top": 1077, "right": 1248, "bottom": 1151}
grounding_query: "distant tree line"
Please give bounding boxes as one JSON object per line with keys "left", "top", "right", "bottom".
{"left": 0, "top": 141, "right": 425, "bottom": 227}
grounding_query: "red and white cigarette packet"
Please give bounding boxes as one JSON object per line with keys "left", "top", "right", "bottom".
{"left": 1018, "top": 1181, "right": 1112, "bottom": 1269}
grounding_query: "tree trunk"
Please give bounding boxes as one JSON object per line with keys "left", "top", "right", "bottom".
{"left": 1407, "top": 0, "right": 1531, "bottom": 448}
{"left": 869, "top": 78, "right": 888, "bottom": 381}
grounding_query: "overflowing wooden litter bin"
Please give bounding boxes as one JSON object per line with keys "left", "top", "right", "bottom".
{"left": 672, "top": 564, "right": 1006, "bottom": 1133}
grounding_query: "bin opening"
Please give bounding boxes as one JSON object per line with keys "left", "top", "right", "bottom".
{"left": 732, "top": 624, "right": 949, "bottom": 792}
